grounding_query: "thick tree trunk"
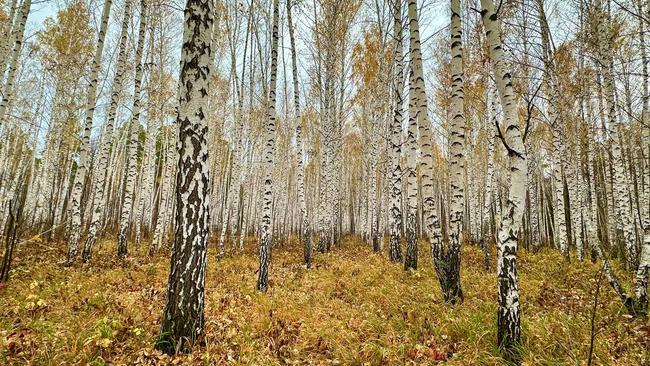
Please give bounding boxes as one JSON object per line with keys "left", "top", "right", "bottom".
{"left": 156, "top": 0, "right": 213, "bottom": 354}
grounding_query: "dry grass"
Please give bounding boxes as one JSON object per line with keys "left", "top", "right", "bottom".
{"left": 0, "top": 235, "right": 648, "bottom": 365}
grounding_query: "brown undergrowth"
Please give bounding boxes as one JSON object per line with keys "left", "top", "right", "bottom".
{"left": 0, "top": 236, "right": 647, "bottom": 365}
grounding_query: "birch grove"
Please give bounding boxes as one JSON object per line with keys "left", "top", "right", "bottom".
{"left": 2, "top": 0, "right": 650, "bottom": 363}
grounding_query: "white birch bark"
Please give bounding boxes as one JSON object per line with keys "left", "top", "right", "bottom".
{"left": 287, "top": 0, "right": 312, "bottom": 267}
{"left": 156, "top": 0, "right": 213, "bottom": 353}
{"left": 404, "top": 11, "right": 419, "bottom": 271}
{"left": 66, "top": 0, "right": 113, "bottom": 263}
{"left": 389, "top": 0, "right": 404, "bottom": 263}
{"left": 407, "top": 0, "right": 443, "bottom": 266}
{"left": 481, "top": 0, "right": 528, "bottom": 359}
{"left": 634, "top": 0, "right": 650, "bottom": 312}
{"left": 0, "top": 0, "right": 31, "bottom": 129}
{"left": 113, "top": 0, "right": 148, "bottom": 259}
{"left": 585, "top": 134, "right": 635, "bottom": 311}
{"left": 82, "top": 0, "right": 133, "bottom": 255}
{"left": 0, "top": 0, "right": 18, "bottom": 74}
{"left": 482, "top": 88, "right": 497, "bottom": 266}
{"left": 256, "top": 0, "right": 280, "bottom": 292}
{"left": 151, "top": 128, "right": 175, "bottom": 253}
{"left": 538, "top": 0, "right": 569, "bottom": 258}
{"left": 438, "top": 0, "right": 465, "bottom": 304}
{"left": 135, "top": 118, "right": 159, "bottom": 242}
{"left": 595, "top": 0, "right": 637, "bottom": 269}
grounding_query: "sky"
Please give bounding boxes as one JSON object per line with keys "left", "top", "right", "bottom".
{"left": 29, "top": 0, "right": 57, "bottom": 26}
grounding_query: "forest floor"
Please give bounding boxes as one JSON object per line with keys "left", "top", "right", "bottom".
{"left": 0, "top": 235, "right": 648, "bottom": 365}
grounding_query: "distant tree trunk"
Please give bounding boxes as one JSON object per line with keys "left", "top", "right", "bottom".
{"left": 584, "top": 130, "right": 633, "bottom": 312}
{"left": 481, "top": 0, "right": 528, "bottom": 362}
{"left": 113, "top": 0, "right": 148, "bottom": 260}
{"left": 369, "top": 132, "right": 380, "bottom": 252}
{"left": 482, "top": 89, "right": 497, "bottom": 268}
{"left": 595, "top": 0, "right": 637, "bottom": 269}
{"left": 66, "top": 0, "right": 112, "bottom": 264}
{"left": 150, "top": 129, "right": 175, "bottom": 254}
{"left": 134, "top": 119, "right": 159, "bottom": 244}
{"left": 287, "top": 0, "right": 312, "bottom": 268}
{"left": 567, "top": 161, "right": 583, "bottom": 260}
{"left": 82, "top": 0, "right": 132, "bottom": 256}
{"left": 156, "top": 0, "right": 213, "bottom": 354}
{"left": 256, "top": 0, "right": 280, "bottom": 292}
{"left": 537, "top": 0, "right": 569, "bottom": 259}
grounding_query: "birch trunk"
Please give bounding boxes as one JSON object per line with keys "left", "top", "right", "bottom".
{"left": 0, "top": 0, "right": 18, "bottom": 74}
{"left": 66, "top": 0, "right": 112, "bottom": 263}
{"left": 538, "top": 0, "right": 569, "bottom": 258}
{"left": 389, "top": 0, "right": 404, "bottom": 263}
{"left": 595, "top": 0, "right": 637, "bottom": 269}
{"left": 82, "top": 0, "right": 132, "bottom": 255}
{"left": 407, "top": 0, "right": 443, "bottom": 266}
{"left": 404, "top": 9, "right": 419, "bottom": 271}
{"left": 0, "top": 0, "right": 30, "bottom": 130}
{"left": 482, "top": 89, "right": 497, "bottom": 268}
{"left": 113, "top": 0, "right": 148, "bottom": 260}
{"left": 436, "top": 0, "right": 464, "bottom": 304}
{"left": 634, "top": 0, "right": 650, "bottom": 314}
{"left": 481, "top": 0, "right": 528, "bottom": 361}
{"left": 151, "top": 129, "right": 175, "bottom": 253}
{"left": 369, "top": 132, "right": 380, "bottom": 252}
{"left": 287, "top": 0, "right": 312, "bottom": 268}
{"left": 256, "top": 0, "right": 280, "bottom": 292}
{"left": 156, "top": 0, "right": 213, "bottom": 353}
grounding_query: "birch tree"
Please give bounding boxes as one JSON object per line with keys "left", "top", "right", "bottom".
{"left": 256, "top": 0, "right": 280, "bottom": 292}
{"left": 66, "top": 0, "right": 113, "bottom": 264}
{"left": 0, "top": 0, "right": 31, "bottom": 129}
{"left": 594, "top": 0, "right": 637, "bottom": 269}
{"left": 114, "top": 0, "right": 148, "bottom": 259}
{"left": 481, "top": 0, "right": 528, "bottom": 361}
{"left": 287, "top": 0, "right": 312, "bottom": 268}
{"left": 156, "top": 0, "right": 213, "bottom": 354}
{"left": 435, "top": 0, "right": 465, "bottom": 304}
{"left": 82, "top": 0, "right": 133, "bottom": 255}
{"left": 407, "top": 0, "right": 443, "bottom": 270}
{"left": 388, "top": 0, "right": 404, "bottom": 263}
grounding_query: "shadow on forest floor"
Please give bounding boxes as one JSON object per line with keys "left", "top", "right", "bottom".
{"left": 0, "top": 235, "right": 648, "bottom": 365}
